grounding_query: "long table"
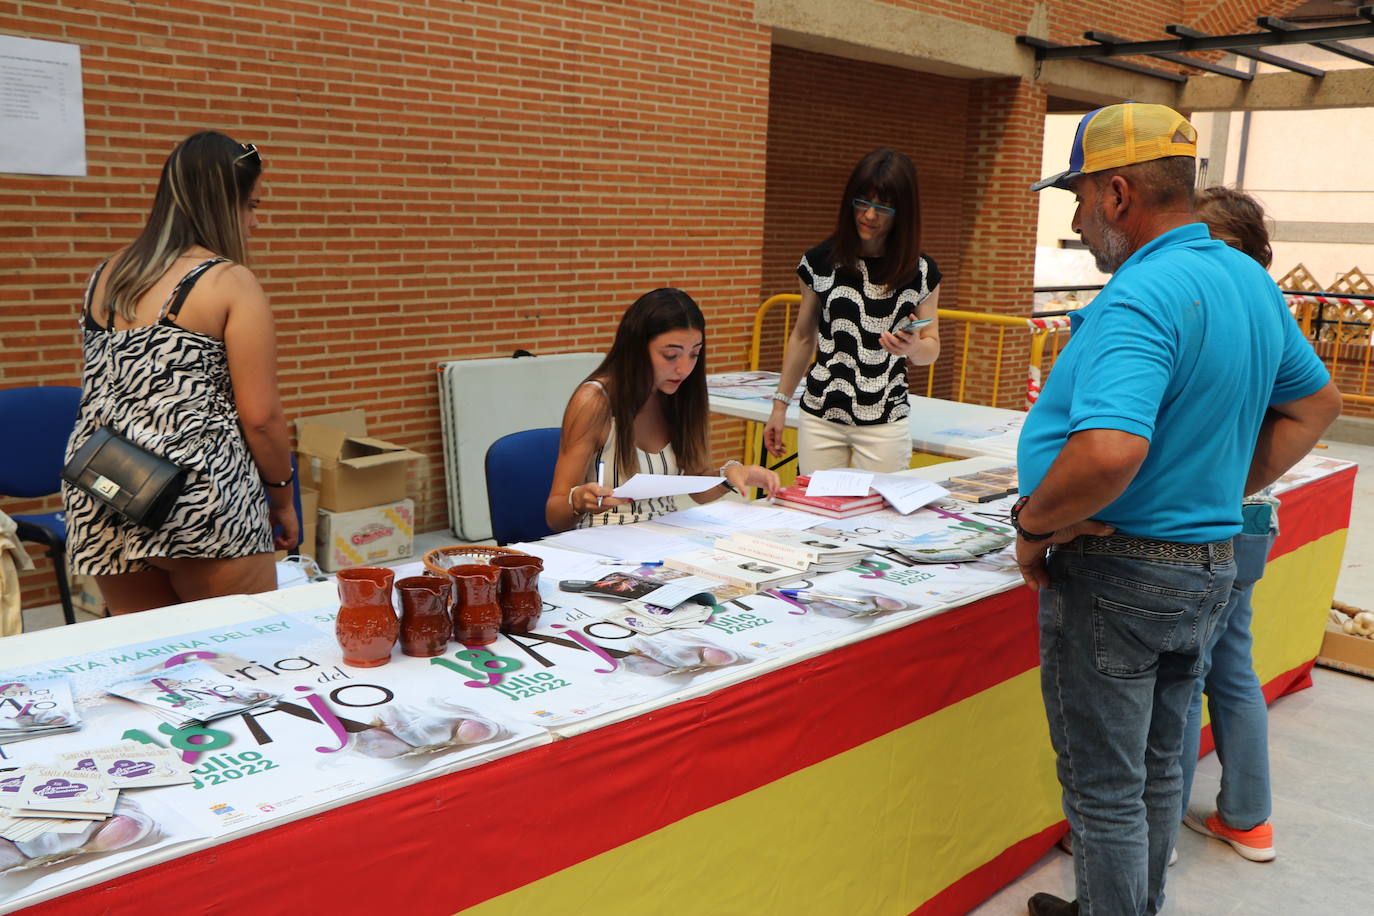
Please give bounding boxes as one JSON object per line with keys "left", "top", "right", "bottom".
{"left": 706, "top": 372, "right": 1026, "bottom": 465}
{"left": 3, "top": 455, "right": 1355, "bottom": 915}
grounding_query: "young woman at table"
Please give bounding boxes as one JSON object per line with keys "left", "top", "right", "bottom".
{"left": 62, "top": 131, "right": 296, "bottom": 614}
{"left": 764, "top": 147, "right": 942, "bottom": 474}
{"left": 546, "top": 288, "right": 780, "bottom": 531}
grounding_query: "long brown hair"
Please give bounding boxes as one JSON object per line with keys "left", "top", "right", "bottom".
{"left": 1195, "top": 186, "right": 1272, "bottom": 268}
{"left": 830, "top": 148, "right": 923, "bottom": 289}
{"left": 102, "top": 131, "right": 261, "bottom": 322}
{"left": 590, "top": 288, "right": 709, "bottom": 477}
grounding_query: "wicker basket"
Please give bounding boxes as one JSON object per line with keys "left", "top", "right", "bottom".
{"left": 421, "top": 544, "right": 529, "bottom": 578}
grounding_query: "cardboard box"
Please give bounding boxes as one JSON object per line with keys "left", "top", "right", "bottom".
{"left": 1316, "top": 621, "right": 1374, "bottom": 680}
{"left": 71, "top": 573, "right": 105, "bottom": 619}
{"left": 317, "top": 499, "right": 415, "bottom": 572}
{"left": 295, "top": 411, "right": 421, "bottom": 513}
{"left": 276, "top": 486, "right": 319, "bottom": 562}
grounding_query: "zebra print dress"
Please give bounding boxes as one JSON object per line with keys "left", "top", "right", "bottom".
{"left": 62, "top": 258, "right": 272, "bottom": 575}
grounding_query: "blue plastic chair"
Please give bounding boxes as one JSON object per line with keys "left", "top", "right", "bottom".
{"left": 0, "top": 386, "right": 83, "bottom": 625}
{"left": 484, "top": 428, "right": 561, "bottom": 546}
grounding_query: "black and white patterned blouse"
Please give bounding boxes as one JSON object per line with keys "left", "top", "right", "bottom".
{"left": 797, "top": 240, "right": 941, "bottom": 426}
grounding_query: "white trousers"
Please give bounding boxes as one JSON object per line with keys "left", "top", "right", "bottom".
{"left": 797, "top": 413, "right": 912, "bottom": 475}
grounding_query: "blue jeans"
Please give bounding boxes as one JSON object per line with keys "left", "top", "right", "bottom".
{"left": 1041, "top": 539, "right": 1235, "bottom": 916}
{"left": 1179, "top": 514, "right": 1277, "bottom": 830}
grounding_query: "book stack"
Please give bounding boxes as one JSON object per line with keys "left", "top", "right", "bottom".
{"left": 662, "top": 548, "right": 805, "bottom": 592}
{"left": 715, "top": 528, "right": 872, "bottom": 573}
{"left": 105, "top": 661, "right": 280, "bottom": 729}
{"left": 771, "top": 476, "right": 886, "bottom": 519}
{"left": 937, "top": 465, "right": 1018, "bottom": 503}
{"left": 0, "top": 674, "right": 83, "bottom": 745}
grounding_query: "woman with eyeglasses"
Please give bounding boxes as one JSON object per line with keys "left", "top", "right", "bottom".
{"left": 62, "top": 131, "right": 297, "bottom": 614}
{"left": 764, "top": 148, "right": 941, "bottom": 474}
{"left": 546, "top": 288, "right": 780, "bottom": 531}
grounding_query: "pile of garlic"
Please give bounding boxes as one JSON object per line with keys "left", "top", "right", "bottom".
{"left": 1330, "top": 601, "right": 1374, "bottom": 638}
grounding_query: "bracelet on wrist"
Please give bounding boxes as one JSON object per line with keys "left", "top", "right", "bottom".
{"left": 1010, "top": 494, "right": 1055, "bottom": 541}
{"left": 771, "top": 391, "right": 791, "bottom": 405}
{"left": 718, "top": 460, "right": 742, "bottom": 493}
{"left": 262, "top": 474, "right": 293, "bottom": 489}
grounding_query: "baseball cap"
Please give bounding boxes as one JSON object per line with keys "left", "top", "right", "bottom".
{"left": 1032, "top": 102, "right": 1198, "bottom": 192}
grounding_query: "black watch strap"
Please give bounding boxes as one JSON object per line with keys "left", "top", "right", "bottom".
{"left": 1011, "top": 495, "right": 1055, "bottom": 541}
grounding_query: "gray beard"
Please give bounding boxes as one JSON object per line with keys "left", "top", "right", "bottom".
{"left": 1085, "top": 207, "right": 1133, "bottom": 274}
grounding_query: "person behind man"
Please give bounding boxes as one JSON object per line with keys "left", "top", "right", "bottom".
{"left": 1015, "top": 104, "right": 1341, "bottom": 916}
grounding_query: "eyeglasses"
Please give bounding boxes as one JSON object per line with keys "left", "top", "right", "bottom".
{"left": 852, "top": 198, "right": 895, "bottom": 218}
{"left": 234, "top": 143, "right": 261, "bottom": 168}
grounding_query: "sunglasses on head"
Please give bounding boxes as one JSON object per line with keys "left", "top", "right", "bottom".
{"left": 234, "top": 143, "right": 261, "bottom": 168}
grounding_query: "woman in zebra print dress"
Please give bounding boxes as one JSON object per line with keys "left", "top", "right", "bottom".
{"left": 545, "top": 288, "right": 780, "bottom": 531}
{"left": 62, "top": 132, "right": 297, "bottom": 614}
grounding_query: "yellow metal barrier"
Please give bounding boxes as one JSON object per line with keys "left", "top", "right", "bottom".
{"left": 748, "top": 295, "right": 1071, "bottom": 409}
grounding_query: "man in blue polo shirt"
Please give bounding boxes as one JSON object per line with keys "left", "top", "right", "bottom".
{"left": 1015, "top": 103, "right": 1340, "bottom": 916}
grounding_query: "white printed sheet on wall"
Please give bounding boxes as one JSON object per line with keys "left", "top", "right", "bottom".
{"left": 0, "top": 34, "right": 85, "bottom": 177}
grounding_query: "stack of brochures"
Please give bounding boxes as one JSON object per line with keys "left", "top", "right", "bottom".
{"left": 104, "top": 660, "right": 280, "bottom": 728}
{"left": 575, "top": 572, "right": 719, "bottom": 636}
{"left": 0, "top": 674, "right": 83, "bottom": 745}
{"left": 937, "top": 465, "right": 1018, "bottom": 503}
{"left": 662, "top": 548, "right": 806, "bottom": 592}
{"left": 715, "top": 528, "right": 871, "bottom": 574}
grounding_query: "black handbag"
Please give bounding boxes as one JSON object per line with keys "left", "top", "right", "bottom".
{"left": 62, "top": 426, "right": 188, "bottom": 530}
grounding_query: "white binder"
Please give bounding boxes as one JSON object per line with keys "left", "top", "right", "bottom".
{"left": 436, "top": 352, "right": 603, "bottom": 540}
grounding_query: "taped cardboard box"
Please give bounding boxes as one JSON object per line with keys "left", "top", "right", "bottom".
{"left": 295, "top": 411, "right": 421, "bottom": 513}
{"left": 317, "top": 499, "right": 414, "bottom": 572}
{"left": 1316, "top": 621, "right": 1374, "bottom": 680}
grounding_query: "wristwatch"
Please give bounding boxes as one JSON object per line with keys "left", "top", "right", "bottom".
{"left": 719, "top": 460, "right": 742, "bottom": 493}
{"left": 1010, "top": 495, "right": 1055, "bottom": 541}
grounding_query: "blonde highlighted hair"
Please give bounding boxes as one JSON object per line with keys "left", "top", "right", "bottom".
{"left": 102, "top": 131, "right": 261, "bottom": 323}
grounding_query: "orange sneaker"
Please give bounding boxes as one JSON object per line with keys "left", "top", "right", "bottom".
{"left": 1184, "top": 811, "right": 1275, "bottom": 862}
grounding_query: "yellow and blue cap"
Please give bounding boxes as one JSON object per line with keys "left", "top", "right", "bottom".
{"left": 1032, "top": 102, "right": 1198, "bottom": 192}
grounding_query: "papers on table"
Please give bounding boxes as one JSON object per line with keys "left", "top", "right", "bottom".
{"left": 804, "top": 469, "right": 874, "bottom": 497}
{"left": 869, "top": 474, "right": 949, "bottom": 515}
{"left": 545, "top": 525, "right": 704, "bottom": 561}
{"left": 653, "top": 501, "right": 827, "bottom": 534}
{"left": 0, "top": 674, "right": 82, "bottom": 745}
{"left": 104, "top": 661, "right": 280, "bottom": 728}
{"left": 611, "top": 473, "right": 724, "bottom": 499}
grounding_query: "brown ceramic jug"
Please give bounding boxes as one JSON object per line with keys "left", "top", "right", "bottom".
{"left": 335, "top": 566, "right": 398, "bottom": 667}
{"left": 396, "top": 575, "right": 452, "bottom": 658}
{"left": 448, "top": 564, "right": 501, "bottom": 646}
{"left": 491, "top": 554, "right": 545, "bottom": 633}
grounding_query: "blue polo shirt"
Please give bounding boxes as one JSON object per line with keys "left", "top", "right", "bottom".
{"left": 1017, "top": 223, "right": 1329, "bottom": 543}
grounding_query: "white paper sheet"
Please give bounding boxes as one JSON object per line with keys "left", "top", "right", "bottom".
{"left": 611, "top": 473, "right": 724, "bottom": 499}
{"left": 869, "top": 475, "right": 949, "bottom": 515}
{"left": 804, "top": 469, "right": 874, "bottom": 497}
{"left": 653, "top": 502, "right": 825, "bottom": 534}
{"left": 0, "top": 35, "right": 86, "bottom": 176}
{"left": 544, "top": 525, "right": 706, "bottom": 561}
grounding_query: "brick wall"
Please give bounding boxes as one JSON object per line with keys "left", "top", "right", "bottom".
{"left": 759, "top": 45, "right": 969, "bottom": 404}
{"left": 2, "top": 0, "right": 772, "bottom": 608}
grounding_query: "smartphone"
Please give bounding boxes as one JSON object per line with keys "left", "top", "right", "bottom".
{"left": 893, "top": 315, "right": 933, "bottom": 334}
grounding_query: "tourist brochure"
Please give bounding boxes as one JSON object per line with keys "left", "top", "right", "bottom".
{"left": 58, "top": 742, "right": 195, "bottom": 790}
{"left": 867, "top": 474, "right": 949, "bottom": 515}
{"left": 663, "top": 548, "right": 807, "bottom": 591}
{"left": 0, "top": 674, "right": 82, "bottom": 745}
{"left": 10, "top": 766, "right": 119, "bottom": 819}
{"left": 715, "top": 528, "right": 871, "bottom": 572}
{"left": 583, "top": 573, "right": 718, "bottom": 635}
{"left": 104, "top": 661, "right": 280, "bottom": 728}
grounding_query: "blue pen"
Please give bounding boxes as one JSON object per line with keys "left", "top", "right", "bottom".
{"left": 597, "top": 559, "right": 664, "bottom": 566}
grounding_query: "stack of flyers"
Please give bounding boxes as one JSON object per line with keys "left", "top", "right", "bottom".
{"left": 0, "top": 674, "right": 83, "bottom": 745}
{"left": 7, "top": 766, "right": 119, "bottom": 820}
{"left": 104, "top": 661, "right": 279, "bottom": 728}
{"left": 584, "top": 574, "right": 719, "bottom": 635}
{"left": 58, "top": 742, "right": 195, "bottom": 789}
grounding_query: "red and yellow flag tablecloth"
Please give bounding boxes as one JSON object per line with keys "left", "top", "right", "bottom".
{"left": 19, "top": 465, "right": 1353, "bottom": 916}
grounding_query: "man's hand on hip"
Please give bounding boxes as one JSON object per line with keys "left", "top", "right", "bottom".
{"left": 1015, "top": 520, "right": 1117, "bottom": 592}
